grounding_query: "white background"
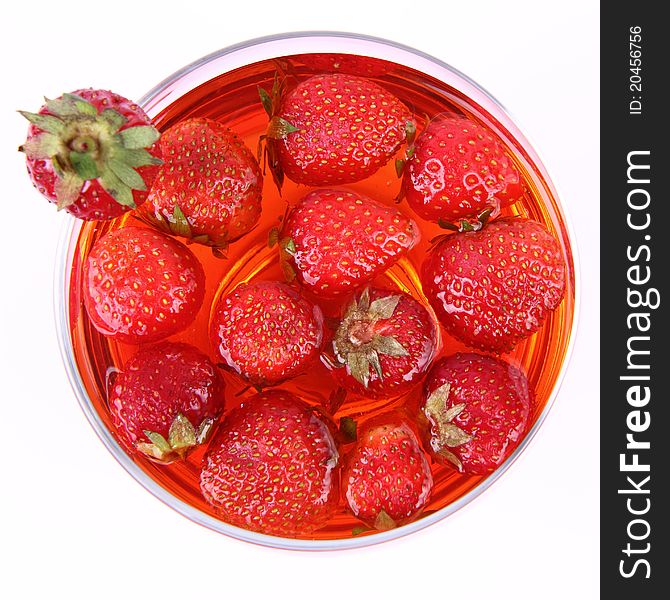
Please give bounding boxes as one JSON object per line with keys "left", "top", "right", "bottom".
{"left": 1, "top": 1, "right": 599, "bottom": 598}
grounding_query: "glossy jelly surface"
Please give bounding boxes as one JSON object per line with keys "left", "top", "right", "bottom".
{"left": 66, "top": 53, "right": 575, "bottom": 542}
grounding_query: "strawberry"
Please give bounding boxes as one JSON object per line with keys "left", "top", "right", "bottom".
{"left": 420, "top": 353, "right": 532, "bottom": 475}
{"left": 210, "top": 281, "right": 324, "bottom": 386}
{"left": 109, "top": 342, "right": 225, "bottom": 461}
{"left": 19, "top": 89, "right": 161, "bottom": 221}
{"left": 421, "top": 218, "right": 566, "bottom": 353}
{"left": 200, "top": 390, "right": 339, "bottom": 536}
{"left": 294, "top": 53, "right": 391, "bottom": 77}
{"left": 329, "top": 287, "right": 439, "bottom": 398}
{"left": 278, "top": 189, "right": 419, "bottom": 298}
{"left": 343, "top": 413, "right": 433, "bottom": 529}
{"left": 144, "top": 118, "right": 262, "bottom": 249}
{"left": 260, "top": 73, "right": 415, "bottom": 187}
{"left": 83, "top": 226, "right": 205, "bottom": 343}
{"left": 401, "top": 115, "right": 524, "bottom": 227}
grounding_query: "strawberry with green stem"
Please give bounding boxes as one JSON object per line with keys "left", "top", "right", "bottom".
{"left": 144, "top": 117, "right": 263, "bottom": 251}
{"left": 109, "top": 342, "right": 225, "bottom": 462}
{"left": 19, "top": 89, "right": 162, "bottom": 220}
{"left": 329, "top": 287, "right": 439, "bottom": 399}
{"left": 421, "top": 353, "right": 532, "bottom": 475}
{"left": 257, "top": 73, "right": 294, "bottom": 191}
{"left": 398, "top": 114, "right": 524, "bottom": 230}
{"left": 258, "top": 73, "right": 416, "bottom": 188}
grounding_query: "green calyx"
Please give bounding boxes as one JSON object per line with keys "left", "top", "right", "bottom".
{"left": 19, "top": 93, "right": 162, "bottom": 209}
{"left": 395, "top": 158, "right": 406, "bottom": 178}
{"left": 148, "top": 204, "right": 219, "bottom": 249}
{"left": 266, "top": 117, "right": 300, "bottom": 139}
{"left": 351, "top": 510, "right": 397, "bottom": 535}
{"left": 394, "top": 120, "right": 417, "bottom": 179}
{"left": 374, "top": 509, "right": 398, "bottom": 531}
{"left": 423, "top": 383, "right": 474, "bottom": 472}
{"left": 268, "top": 228, "right": 297, "bottom": 282}
{"left": 404, "top": 120, "right": 417, "bottom": 147}
{"left": 136, "top": 413, "right": 213, "bottom": 462}
{"left": 257, "top": 73, "right": 297, "bottom": 192}
{"left": 438, "top": 207, "right": 495, "bottom": 233}
{"left": 339, "top": 416, "right": 358, "bottom": 442}
{"left": 332, "top": 288, "right": 409, "bottom": 388}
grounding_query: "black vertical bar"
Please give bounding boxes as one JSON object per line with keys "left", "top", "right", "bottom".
{"left": 601, "top": 3, "right": 668, "bottom": 596}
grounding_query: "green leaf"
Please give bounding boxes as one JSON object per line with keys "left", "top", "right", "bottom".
{"left": 339, "top": 416, "right": 358, "bottom": 442}
{"left": 121, "top": 148, "right": 163, "bottom": 168}
{"left": 374, "top": 334, "right": 409, "bottom": 358}
{"left": 44, "top": 97, "right": 80, "bottom": 118}
{"left": 348, "top": 351, "right": 370, "bottom": 387}
{"left": 424, "top": 385, "right": 474, "bottom": 451}
{"left": 61, "top": 92, "right": 88, "bottom": 104}
{"left": 264, "top": 137, "right": 285, "bottom": 192}
{"left": 268, "top": 226, "right": 280, "bottom": 248}
{"left": 443, "top": 402, "right": 467, "bottom": 422}
{"left": 341, "top": 297, "right": 359, "bottom": 322}
{"left": 266, "top": 116, "right": 300, "bottom": 139}
{"left": 44, "top": 94, "right": 96, "bottom": 117}
{"left": 439, "top": 421, "right": 474, "bottom": 447}
{"left": 136, "top": 442, "right": 168, "bottom": 460}
{"left": 366, "top": 349, "right": 383, "bottom": 381}
{"left": 73, "top": 99, "right": 98, "bottom": 116}
{"left": 395, "top": 158, "right": 405, "bottom": 178}
{"left": 437, "top": 218, "right": 459, "bottom": 231}
{"left": 351, "top": 526, "right": 370, "bottom": 537}
{"left": 436, "top": 447, "right": 464, "bottom": 472}
{"left": 170, "top": 205, "right": 192, "bottom": 237}
{"left": 18, "top": 111, "right": 65, "bottom": 135}
{"left": 280, "top": 259, "right": 296, "bottom": 282}
{"left": 143, "top": 431, "right": 172, "bottom": 455}
{"left": 271, "top": 72, "right": 282, "bottom": 105}
{"left": 404, "top": 119, "right": 417, "bottom": 146}
{"left": 118, "top": 125, "right": 160, "bottom": 149}
{"left": 258, "top": 86, "right": 273, "bottom": 117}
{"left": 279, "top": 236, "right": 296, "bottom": 255}
{"left": 373, "top": 510, "right": 397, "bottom": 531}
{"left": 167, "top": 414, "right": 197, "bottom": 450}
{"left": 20, "top": 133, "right": 61, "bottom": 159}
{"left": 99, "top": 169, "right": 136, "bottom": 208}
{"left": 108, "top": 157, "right": 146, "bottom": 190}
{"left": 69, "top": 151, "right": 99, "bottom": 180}
{"left": 357, "top": 287, "right": 371, "bottom": 312}
{"left": 424, "top": 383, "right": 451, "bottom": 421}
{"left": 369, "top": 294, "right": 401, "bottom": 320}
{"left": 101, "top": 108, "right": 128, "bottom": 131}
{"left": 54, "top": 172, "right": 83, "bottom": 209}
{"left": 476, "top": 207, "right": 493, "bottom": 226}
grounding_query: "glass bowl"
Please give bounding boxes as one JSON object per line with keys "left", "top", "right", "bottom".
{"left": 54, "top": 31, "right": 579, "bottom": 550}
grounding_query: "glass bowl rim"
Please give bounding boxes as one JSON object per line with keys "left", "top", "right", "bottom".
{"left": 53, "top": 30, "right": 581, "bottom": 551}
